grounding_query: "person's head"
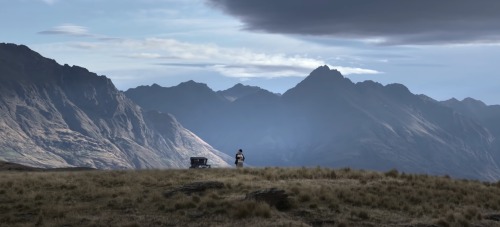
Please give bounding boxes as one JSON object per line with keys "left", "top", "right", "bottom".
{"left": 238, "top": 149, "right": 242, "bottom": 153}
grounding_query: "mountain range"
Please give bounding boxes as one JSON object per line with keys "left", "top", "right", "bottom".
{"left": 126, "top": 66, "right": 500, "bottom": 181}
{"left": 2, "top": 42, "right": 500, "bottom": 181}
{"left": 0, "top": 43, "right": 232, "bottom": 169}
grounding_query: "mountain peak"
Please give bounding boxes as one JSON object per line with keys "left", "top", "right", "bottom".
{"left": 447, "top": 97, "right": 460, "bottom": 103}
{"left": 0, "top": 43, "right": 60, "bottom": 81}
{"left": 233, "top": 83, "right": 245, "bottom": 88}
{"left": 443, "top": 97, "right": 487, "bottom": 109}
{"left": 307, "top": 65, "right": 344, "bottom": 78}
{"left": 282, "top": 65, "right": 351, "bottom": 99}
{"left": 218, "top": 83, "right": 271, "bottom": 102}
{"left": 385, "top": 83, "right": 411, "bottom": 94}
{"left": 176, "top": 80, "right": 215, "bottom": 93}
{"left": 0, "top": 43, "right": 54, "bottom": 65}
{"left": 308, "top": 65, "right": 343, "bottom": 80}
{"left": 312, "top": 65, "right": 331, "bottom": 73}
{"left": 225, "top": 83, "right": 261, "bottom": 91}
{"left": 462, "top": 97, "right": 487, "bottom": 108}
{"left": 178, "top": 80, "right": 208, "bottom": 88}
{"left": 0, "top": 43, "right": 30, "bottom": 52}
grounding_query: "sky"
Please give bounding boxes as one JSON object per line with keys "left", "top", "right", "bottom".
{"left": 2, "top": 0, "right": 500, "bottom": 104}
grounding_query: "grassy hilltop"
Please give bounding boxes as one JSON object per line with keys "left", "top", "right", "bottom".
{"left": 1, "top": 166, "right": 500, "bottom": 226}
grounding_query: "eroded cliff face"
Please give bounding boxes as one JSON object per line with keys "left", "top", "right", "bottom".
{"left": 0, "top": 43, "right": 231, "bottom": 169}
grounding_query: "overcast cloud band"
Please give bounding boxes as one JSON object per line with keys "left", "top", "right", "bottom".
{"left": 207, "top": 0, "right": 500, "bottom": 45}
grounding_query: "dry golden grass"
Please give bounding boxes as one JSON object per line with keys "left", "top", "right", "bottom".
{"left": 1, "top": 167, "right": 500, "bottom": 226}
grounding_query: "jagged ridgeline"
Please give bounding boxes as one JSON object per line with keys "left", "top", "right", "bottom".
{"left": 2, "top": 43, "right": 500, "bottom": 181}
{"left": 126, "top": 66, "right": 500, "bottom": 181}
{"left": 0, "top": 43, "right": 232, "bottom": 169}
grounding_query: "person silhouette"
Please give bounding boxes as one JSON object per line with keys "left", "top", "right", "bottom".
{"left": 235, "top": 149, "right": 245, "bottom": 168}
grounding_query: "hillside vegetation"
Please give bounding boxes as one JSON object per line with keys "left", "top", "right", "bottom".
{"left": 1, "top": 167, "right": 500, "bottom": 226}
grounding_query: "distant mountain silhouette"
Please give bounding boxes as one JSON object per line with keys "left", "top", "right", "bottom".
{"left": 441, "top": 97, "right": 500, "bottom": 163}
{"left": 442, "top": 98, "right": 500, "bottom": 135}
{"left": 127, "top": 66, "right": 500, "bottom": 180}
{"left": 0, "top": 43, "right": 231, "bottom": 169}
{"left": 217, "top": 83, "right": 279, "bottom": 101}
{"left": 125, "top": 80, "right": 283, "bottom": 163}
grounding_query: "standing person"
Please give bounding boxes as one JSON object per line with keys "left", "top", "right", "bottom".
{"left": 235, "top": 149, "right": 245, "bottom": 168}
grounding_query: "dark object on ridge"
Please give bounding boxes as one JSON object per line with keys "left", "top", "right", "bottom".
{"left": 163, "top": 181, "right": 224, "bottom": 198}
{"left": 246, "top": 188, "right": 291, "bottom": 210}
{"left": 189, "top": 157, "right": 211, "bottom": 169}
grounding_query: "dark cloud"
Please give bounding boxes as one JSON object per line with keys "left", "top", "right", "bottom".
{"left": 207, "top": 0, "right": 500, "bottom": 45}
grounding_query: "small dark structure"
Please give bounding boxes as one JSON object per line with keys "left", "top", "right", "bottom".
{"left": 189, "top": 157, "right": 211, "bottom": 169}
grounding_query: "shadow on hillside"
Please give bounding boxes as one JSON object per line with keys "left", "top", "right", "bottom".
{"left": 0, "top": 161, "right": 95, "bottom": 172}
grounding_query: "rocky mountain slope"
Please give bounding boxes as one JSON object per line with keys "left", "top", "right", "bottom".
{"left": 126, "top": 66, "right": 500, "bottom": 180}
{"left": 442, "top": 97, "right": 500, "bottom": 137}
{"left": 0, "top": 43, "right": 231, "bottom": 169}
{"left": 441, "top": 97, "right": 500, "bottom": 165}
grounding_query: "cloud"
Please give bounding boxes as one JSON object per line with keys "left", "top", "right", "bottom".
{"left": 58, "top": 37, "right": 380, "bottom": 78}
{"left": 122, "top": 53, "right": 163, "bottom": 59}
{"left": 69, "top": 42, "right": 100, "bottom": 49}
{"left": 157, "top": 62, "right": 380, "bottom": 78}
{"left": 329, "top": 66, "right": 381, "bottom": 75}
{"left": 206, "top": 0, "right": 500, "bottom": 45}
{"left": 211, "top": 64, "right": 380, "bottom": 78}
{"left": 39, "top": 24, "right": 123, "bottom": 41}
{"left": 37, "top": 37, "right": 380, "bottom": 79}
{"left": 131, "top": 38, "right": 380, "bottom": 78}
{"left": 39, "top": 24, "right": 91, "bottom": 37}
{"left": 124, "top": 38, "right": 324, "bottom": 77}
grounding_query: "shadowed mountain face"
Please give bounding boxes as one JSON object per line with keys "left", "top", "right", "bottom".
{"left": 441, "top": 98, "right": 500, "bottom": 164}
{"left": 126, "top": 79, "right": 282, "bottom": 163}
{"left": 442, "top": 98, "right": 500, "bottom": 136}
{"left": 0, "top": 43, "right": 231, "bottom": 169}
{"left": 126, "top": 65, "right": 500, "bottom": 180}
